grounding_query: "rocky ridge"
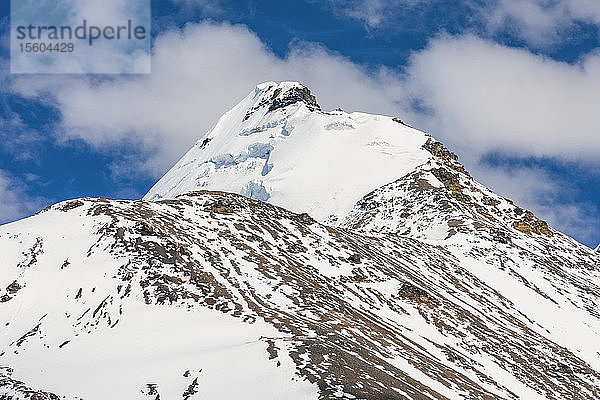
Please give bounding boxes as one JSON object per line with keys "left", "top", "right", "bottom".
{"left": 1, "top": 188, "right": 599, "bottom": 399}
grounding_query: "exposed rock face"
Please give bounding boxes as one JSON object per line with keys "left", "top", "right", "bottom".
{"left": 513, "top": 220, "right": 533, "bottom": 234}
{"left": 422, "top": 138, "right": 459, "bottom": 162}
{"left": 0, "top": 367, "right": 59, "bottom": 400}
{"left": 399, "top": 282, "right": 432, "bottom": 304}
{"left": 431, "top": 167, "right": 466, "bottom": 196}
{"left": 6, "top": 281, "right": 21, "bottom": 294}
{"left": 243, "top": 82, "right": 321, "bottom": 121}
{"left": 268, "top": 85, "right": 321, "bottom": 113}
{"left": 513, "top": 216, "right": 554, "bottom": 237}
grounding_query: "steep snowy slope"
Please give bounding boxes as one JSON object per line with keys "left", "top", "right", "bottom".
{"left": 144, "top": 82, "right": 431, "bottom": 223}
{"left": 1, "top": 193, "right": 600, "bottom": 400}
{"left": 0, "top": 197, "right": 316, "bottom": 400}
{"left": 342, "top": 138, "right": 600, "bottom": 373}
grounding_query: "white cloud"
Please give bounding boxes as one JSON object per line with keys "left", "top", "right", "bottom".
{"left": 328, "top": 0, "right": 425, "bottom": 29}
{"left": 0, "top": 170, "right": 43, "bottom": 224}
{"left": 14, "top": 24, "right": 600, "bottom": 171}
{"left": 481, "top": 0, "right": 600, "bottom": 46}
{"left": 11, "top": 21, "right": 408, "bottom": 176}
{"left": 328, "top": 0, "right": 600, "bottom": 47}
{"left": 405, "top": 34, "right": 600, "bottom": 163}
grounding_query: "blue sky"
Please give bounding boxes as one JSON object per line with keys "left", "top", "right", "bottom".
{"left": 0, "top": 0, "right": 599, "bottom": 247}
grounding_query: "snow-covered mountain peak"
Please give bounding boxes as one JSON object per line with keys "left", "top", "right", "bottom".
{"left": 4, "top": 82, "right": 600, "bottom": 400}
{"left": 144, "top": 82, "right": 432, "bottom": 223}
{"left": 596, "top": 243, "right": 600, "bottom": 252}
{"left": 249, "top": 81, "right": 322, "bottom": 117}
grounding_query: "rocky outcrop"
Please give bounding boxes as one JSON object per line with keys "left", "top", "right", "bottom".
{"left": 243, "top": 83, "right": 321, "bottom": 120}
{"left": 422, "top": 138, "right": 470, "bottom": 176}
{"left": 430, "top": 167, "right": 472, "bottom": 203}
{"left": 268, "top": 85, "right": 321, "bottom": 113}
{"left": 431, "top": 167, "right": 463, "bottom": 193}
{"left": 6, "top": 281, "right": 21, "bottom": 294}
{"left": 399, "top": 282, "right": 432, "bottom": 304}
{"left": 0, "top": 367, "right": 60, "bottom": 399}
{"left": 422, "top": 138, "right": 459, "bottom": 162}
{"left": 512, "top": 211, "right": 554, "bottom": 237}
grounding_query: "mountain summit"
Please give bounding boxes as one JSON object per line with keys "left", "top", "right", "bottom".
{"left": 144, "top": 82, "right": 431, "bottom": 223}
{"left": 2, "top": 82, "right": 600, "bottom": 400}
